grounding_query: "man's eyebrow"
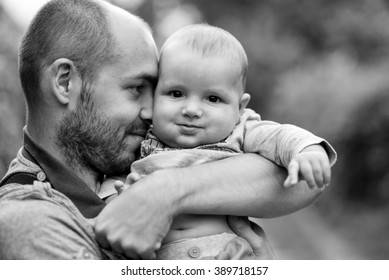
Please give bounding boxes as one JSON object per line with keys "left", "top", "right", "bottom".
{"left": 136, "top": 73, "right": 158, "bottom": 85}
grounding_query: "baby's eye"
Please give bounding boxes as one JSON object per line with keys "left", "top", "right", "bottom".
{"left": 169, "top": 91, "right": 184, "bottom": 98}
{"left": 207, "top": 95, "right": 222, "bottom": 103}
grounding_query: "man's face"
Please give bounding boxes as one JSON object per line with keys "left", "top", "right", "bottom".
{"left": 56, "top": 18, "right": 158, "bottom": 176}
{"left": 56, "top": 91, "right": 146, "bottom": 176}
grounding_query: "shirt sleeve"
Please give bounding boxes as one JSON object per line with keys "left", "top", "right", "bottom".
{"left": 239, "top": 109, "right": 337, "bottom": 167}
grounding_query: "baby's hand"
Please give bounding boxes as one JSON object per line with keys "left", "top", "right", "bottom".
{"left": 114, "top": 173, "right": 143, "bottom": 195}
{"left": 284, "top": 145, "right": 331, "bottom": 189}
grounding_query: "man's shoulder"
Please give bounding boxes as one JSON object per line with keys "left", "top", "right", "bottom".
{"left": 0, "top": 148, "right": 41, "bottom": 186}
{"left": 0, "top": 148, "right": 52, "bottom": 201}
{"left": 0, "top": 173, "right": 84, "bottom": 228}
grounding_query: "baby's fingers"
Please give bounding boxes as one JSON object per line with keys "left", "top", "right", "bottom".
{"left": 126, "top": 173, "right": 141, "bottom": 185}
{"left": 322, "top": 161, "right": 331, "bottom": 187}
{"left": 300, "top": 161, "right": 316, "bottom": 188}
{"left": 284, "top": 160, "right": 299, "bottom": 187}
{"left": 114, "top": 180, "right": 126, "bottom": 195}
{"left": 311, "top": 161, "right": 324, "bottom": 188}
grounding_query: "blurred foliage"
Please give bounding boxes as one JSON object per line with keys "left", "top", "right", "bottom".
{"left": 1, "top": 1, "right": 389, "bottom": 250}
{"left": 0, "top": 3, "right": 25, "bottom": 176}
{"left": 336, "top": 91, "right": 389, "bottom": 205}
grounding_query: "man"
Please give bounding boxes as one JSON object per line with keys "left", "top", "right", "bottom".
{"left": 0, "top": 0, "right": 324, "bottom": 259}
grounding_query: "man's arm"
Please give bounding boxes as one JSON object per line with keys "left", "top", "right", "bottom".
{"left": 171, "top": 153, "right": 321, "bottom": 217}
{"left": 95, "top": 153, "right": 323, "bottom": 258}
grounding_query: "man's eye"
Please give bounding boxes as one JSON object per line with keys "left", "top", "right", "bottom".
{"left": 208, "top": 95, "right": 222, "bottom": 103}
{"left": 136, "top": 84, "right": 147, "bottom": 92}
{"left": 169, "top": 91, "right": 183, "bottom": 98}
{"left": 128, "top": 85, "right": 144, "bottom": 97}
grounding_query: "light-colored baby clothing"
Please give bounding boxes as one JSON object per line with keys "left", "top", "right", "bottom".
{"left": 157, "top": 233, "right": 255, "bottom": 260}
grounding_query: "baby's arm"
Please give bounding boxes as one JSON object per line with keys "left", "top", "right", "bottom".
{"left": 284, "top": 144, "right": 331, "bottom": 188}
{"left": 239, "top": 109, "right": 336, "bottom": 188}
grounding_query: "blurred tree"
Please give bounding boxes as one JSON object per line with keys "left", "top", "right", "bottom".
{"left": 336, "top": 91, "right": 389, "bottom": 206}
{"left": 0, "top": 3, "right": 25, "bottom": 177}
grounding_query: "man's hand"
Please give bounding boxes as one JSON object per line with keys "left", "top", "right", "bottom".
{"left": 94, "top": 173, "right": 177, "bottom": 259}
{"left": 284, "top": 144, "right": 331, "bottom": 189}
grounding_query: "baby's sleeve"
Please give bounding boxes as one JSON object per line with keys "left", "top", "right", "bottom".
{"left": 240, "top": 109, "right": 337, "bottom": 167}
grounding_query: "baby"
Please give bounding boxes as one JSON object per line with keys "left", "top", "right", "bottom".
{"left": 101, "top": 24, "right": 337, "bottom": 259}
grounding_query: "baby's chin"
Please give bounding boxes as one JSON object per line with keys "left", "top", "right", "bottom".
{"left": 169, "top": 139, "right": 206, "bottom": 149}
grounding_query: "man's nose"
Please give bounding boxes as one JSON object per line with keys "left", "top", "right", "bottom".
{"left": 181, "top": 100, "right": 202, "bottom": 118}
{"left": 139, "top": 89, "right": 153, "bottom": 121}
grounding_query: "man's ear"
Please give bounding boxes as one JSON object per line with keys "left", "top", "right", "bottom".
{"left": 239, "top": 93, "right": 251, "bottom": 114}
{"left": 50, "top": 58, "right": 82, "bottom": 107}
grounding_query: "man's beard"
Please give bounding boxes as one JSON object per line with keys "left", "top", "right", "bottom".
{"left": 55, "top": 90, "right": 148, "bottom": 176}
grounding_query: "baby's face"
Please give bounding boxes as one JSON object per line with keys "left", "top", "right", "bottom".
{"left": 152, "top": 46, "right": 244, "bottom": 148}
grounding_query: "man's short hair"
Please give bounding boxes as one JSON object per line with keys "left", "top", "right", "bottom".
{"left": 160, "top": 24, "right": 248, "bottom": 89}
{"left": 18, "top": 0, "right": 114, "bottom": 107}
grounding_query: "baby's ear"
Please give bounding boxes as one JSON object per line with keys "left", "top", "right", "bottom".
{"left": 239, "top": 93, "right": 251, "bottom": 114}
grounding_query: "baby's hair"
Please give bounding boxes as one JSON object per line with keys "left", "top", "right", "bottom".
{"left": 160, "top": 23, "right": 248, "bottom": 89}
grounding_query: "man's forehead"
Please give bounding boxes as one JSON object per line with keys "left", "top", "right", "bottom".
{"left": 121, "top": 71, "right": 158, "bottom": 84}
{"left": 97, "top": 1, "right": 158, "bottom": 81}
{"left": 108, "top": 18, "right": 158, "bottom": 64}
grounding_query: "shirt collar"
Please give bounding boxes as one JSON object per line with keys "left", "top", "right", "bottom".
{"left": 23, "top": 127, "right": 105, "bottom": 218}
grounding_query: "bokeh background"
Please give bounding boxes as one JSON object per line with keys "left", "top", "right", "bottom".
{"left": 1, "top": 0, "right": 388, "bottom": 259}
